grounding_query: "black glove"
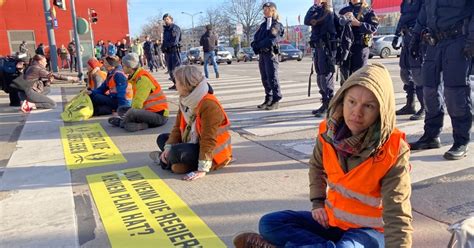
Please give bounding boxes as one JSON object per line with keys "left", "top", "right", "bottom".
{"left": 463, "top": 39, "right": 474, "bottom": 58}
{"left": 408, "top": 35, "right": 421, "bottom": 59}
{"left": 392, "top": 35, "right": 400, "bottom": 50}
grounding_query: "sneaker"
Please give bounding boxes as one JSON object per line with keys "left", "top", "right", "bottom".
{"left": 168, "top": 85, "right": 177, "bottom": 90}
{"left": 265, "top": 101, "right": 279, "bottom": 110}
{"left": 124, "top": 122, "right": 149, "bottom": 132}
{"left": 443, "top": 144, "right": 468, "bottom": 160}
{"left": 20, "top": 100, "right": 31, "bottom": 113}
{"left": 216, "top": 72, "right": 220, "bottom": 79}
{"left": 149, "top": 151, "right": 162, "bottom": 163}
{"left": 409, "top": 108, "right": 425, "bottom": 121}
{"left": 257, "top": 100, "right": 271, "bottom": 109}
{"left": 409, "top": 136, "right": 441, "bottom": 150}
{"left": 233, "top": 232, "right": 275, "bottom": 248}
{"left": 108, "top": 117, "right": 122, "bottom": 127}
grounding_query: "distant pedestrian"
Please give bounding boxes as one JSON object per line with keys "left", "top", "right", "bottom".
{"left": 19, "top": 41, "right": 28, "bottom": 56}
{"left": 107, "top": 40, "right": 117, "bottom": 56}
{"left": 35, "top": 43, "right": 45, "bottom": 56}
{"left": 149, "top": 65, "right": 232, "bottom": 181}
{"left": 67, "top": 41, "right": 77, "bottom": 72}
{"left": 251, "top": 2, "right": 284, "bottom": 110}
{"left": 116, "top": 40, "right": 125, "bottom": 59}
{"left": 200, "top": 24, "right": 220, "bottom": 79}
{"left": 131, "top": 38, "right": 144, "bottom": 67}
{"left": 143, "top": 35, "right": 157, "bottom": 72}
{"left": 57, "top": 44, "right": 69, "bottom": 69}
{"left": 161, "top": 13, "right": 182, "bottom": 90}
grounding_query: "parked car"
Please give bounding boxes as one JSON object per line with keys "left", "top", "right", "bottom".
{"left": 237, "top": 47, "right": 258, "bottom": 62}
{"left": 278, "top": 44, "right": 303, "bottom": 62}
{"left": 216, "top": 46, "right": 232, "bottom": 64}
{"left": 369, "top": 35, "right": 401, "bottom": 59}
{"left": 187, "top": 47, "right": 203, "bottom": 64}
{"left": 180, "top": 51, "right": 189, "bottom": 65}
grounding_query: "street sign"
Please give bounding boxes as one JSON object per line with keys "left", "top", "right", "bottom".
{"left": 236, "top": 24, "right": 243, "bottom": 35}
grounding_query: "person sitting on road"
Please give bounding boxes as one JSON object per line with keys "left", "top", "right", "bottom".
{"left": 233, "top": 63, "right": 413, "bottom": 248}
{"left": 20, "top": 54, "right": 78, "bottom": 112}
{"left": 108, "top": 53, "right": 169, "bottom": 132}
{"left": 86, "top": 57, "right": 106, "bottom": 90}
{"left": 149, "top": 65, "right": 232, "bottom": 181}
{"left": 86, "top": 55, "right": 132, "bottom": 116}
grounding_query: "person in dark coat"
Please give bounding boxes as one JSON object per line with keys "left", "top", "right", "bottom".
{"left": 408, "top": 0, "right": 474, "bottom": 160}
{"left": 161, "top": 13, "right": 182, "bottom": 90}
{"left": 200, "top": 24, "right": 220, "bottom": 79}
{"left": 305, "top": 0, "right": 337, "bottom": 117}
{"left": 251, "top": 2, "right": 284, "bottom": 110}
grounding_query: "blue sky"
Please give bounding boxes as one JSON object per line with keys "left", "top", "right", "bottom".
{"left": 128, "top": 0, "right": 312, "bottom": 37}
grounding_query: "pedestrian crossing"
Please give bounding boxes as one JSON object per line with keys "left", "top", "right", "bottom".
{"left": 152, "top": 72, "right": 430, "bottom": 137}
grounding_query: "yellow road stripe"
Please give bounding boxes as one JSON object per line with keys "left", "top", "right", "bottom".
{"left": 87, "top": 166, "right": 226, "bottom": 248}
{"left": 60, "top": 123, "right": 127, "bottom": 169}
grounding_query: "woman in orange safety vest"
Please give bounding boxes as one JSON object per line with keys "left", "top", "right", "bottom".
{"left": 149, "top": 65, "right": 232, "bottom": 181}
{"left": 234, "top": 63, "right": 413, "bottom": 248}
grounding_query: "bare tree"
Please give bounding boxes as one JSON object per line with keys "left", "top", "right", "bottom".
{"left": 140, "top": 12, "right": 164, "bottom": 41}
{"left": 199, "top": 7, "right": 221, "bottom": 28}
{"left": 224, "top": 0, "right": 264, "bottom": 44}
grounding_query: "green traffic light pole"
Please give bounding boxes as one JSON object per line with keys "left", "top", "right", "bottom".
{"left": 70, "top": 0, "right": 83, "bottom": 81}
{"left": 42, "top": 0, "right": 59, "bottom": 72}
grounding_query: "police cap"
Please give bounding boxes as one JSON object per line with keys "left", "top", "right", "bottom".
{"left": 262, "top": 2, "right": 277, "bottom": 9}
{"left": 162, "top": 13, "right": 170, "bottom": 20}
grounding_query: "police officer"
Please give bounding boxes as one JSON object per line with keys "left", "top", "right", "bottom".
{"left": 161, "top": 13, "right": 182, "bottom": 90}
{"left": 392, "top": 0, "right": 425, "bottom": 121}
{"left": 304, "top": 0, "right": 337, "bottom": 117}
{"left": 338, "top": 0, "right": 378, "bottom": 83}
{"left": 409, "top": 0, "right": 474, "bottom": 160}
{"left": 251, "top": 2, "right": 284, "bottom": 110}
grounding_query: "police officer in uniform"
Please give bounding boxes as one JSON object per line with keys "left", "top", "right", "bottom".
{"left": 409, "top": 0, "right": 474, "bottom": 160}
{"left": 305, "top": 0, "right": 337, "bottom": 117}
{"left": 161, "top": 13, "right": 182, "bottom": 90}
{"left": 338, "top": 0, "right": 378, "bottom": 82}
{"left": 251, "top": 2, "right": 284, "bottom": 110}
{"left": 392, "top": 0, "right": 425, "bottom": 121}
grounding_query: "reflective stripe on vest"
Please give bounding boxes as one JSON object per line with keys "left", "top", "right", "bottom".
{"left": 178, "top": 94, "right": 232, "bottom": 167}
{"left": 107, "top": 71, "right": 133, "bottom": 100}
{"left": 318, "top": 120, "right": 406, "bottom": 232}
{"left": 88, "top": 70, "right": 106, "bottom": 90}
{"left": 130, "top": 68, "right": 168, "bottom": 112}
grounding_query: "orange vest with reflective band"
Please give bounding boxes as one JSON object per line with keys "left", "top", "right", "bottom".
{"left": 107, "top": 71, "right": 133, "bottom": 100}
{"left": 318, "top": 120, "right": 406, "bottom": 232}
{"left": 88, "top": 70, "right": 107, "bottom": 89}
{"left": 179, "top": 94, "right": 232, "bottom": 169}
{"left": 129, "top": 68, "right": 168, "bottom": 112}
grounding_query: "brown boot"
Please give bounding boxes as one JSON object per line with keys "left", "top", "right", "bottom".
{"left": 233, "top": 232, "right": 275, "bottom": 248}
{"left": 171, "top": 163, "right": 194, "bottom": 174}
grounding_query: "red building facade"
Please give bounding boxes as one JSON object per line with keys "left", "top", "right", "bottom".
{"left": 0, "top": 0, "right": 129, "bottom": 57}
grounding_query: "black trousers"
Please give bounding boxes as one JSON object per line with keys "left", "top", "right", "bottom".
{"left": 156, "top": 133, "right": 199, "bottom": 170}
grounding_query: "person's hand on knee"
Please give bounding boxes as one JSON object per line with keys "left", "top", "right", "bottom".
{"left": 160, "top": 145, "right": 171, "bottom": 164}
{"left": 312, "top": 208, "right": 329, "bottom": 229}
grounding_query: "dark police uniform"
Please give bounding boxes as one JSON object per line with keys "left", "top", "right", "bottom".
{"left": 252, "top": 11, "right": 284, "bottom": 110}
{"left": 162, "top": 20, "right": 182, "bottom": 89}
{"left": 338, "top": 2, "right": 378, "bottom": 82}
{"left": 393, "top": 0, "right": 424, "bottom": 120}
{"left": 304, "top": 2, "right": 337, "bottom": 117}
{"left": 409, "top": 0, "right": 474, "bottom": 160}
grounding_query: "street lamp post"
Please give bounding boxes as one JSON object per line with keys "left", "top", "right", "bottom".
{"left": 181, "top": 11, "right": 202, "bottom": 47}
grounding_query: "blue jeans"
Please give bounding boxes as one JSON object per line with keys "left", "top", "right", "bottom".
{"left": 203, "top": 52, "right": 219, "bottom": 78}
{"left": 259, "top": 210, "right": 384, "bottom": 248}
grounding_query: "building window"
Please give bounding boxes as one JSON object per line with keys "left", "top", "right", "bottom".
{"left": 7, "top": 30, "right": 36, "bottom": 57}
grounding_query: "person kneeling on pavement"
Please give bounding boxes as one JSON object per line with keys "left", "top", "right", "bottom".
{"left": 86, "top": 55, "right": 132, "bottom": 116}
{"left": 149, "top": 65, "right": 232, "bottom": 181}
{"left": 234, "top": 63, "right": 412, "bottom": 248}
{"left": 19, "top": 54, "right": 79, "bottom": 112}
{"left": 108, "top": 53, "right": 169, "bottom": 132}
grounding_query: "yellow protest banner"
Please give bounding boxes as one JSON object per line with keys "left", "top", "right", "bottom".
{"left": 87, "top": 166, "right": 226, "bottom": 248}
{"left": 60, "top": 123, "right": 127, "bottom": 169}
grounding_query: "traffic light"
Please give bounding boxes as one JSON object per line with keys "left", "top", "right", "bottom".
{"left": 53, "top": 0, "right": 66, "bottom": 10}
{"left": 90, "top": 8, "right": 98, "bottom": 24}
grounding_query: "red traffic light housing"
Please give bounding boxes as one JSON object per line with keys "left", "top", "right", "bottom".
{"left": 53, "top": 0, "right": 66, "bottom": 10}
{"left": 89, "top": 8, "right": 98, "bottom": 24}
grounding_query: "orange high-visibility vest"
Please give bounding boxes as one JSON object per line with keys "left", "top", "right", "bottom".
{"left": 318, "top": 120, "right": 406, "bottom": 232}
{"left": 129, "top": 68, "right": 168, "bottom": 112}
{"left": 87, "top": 70, "right": 106, "bottom": 89}
{"left": 106, "top": 71, "right": 133, "bottom": 101}
{"left": 179, "top": 94, "right": 232, "bottom": 169}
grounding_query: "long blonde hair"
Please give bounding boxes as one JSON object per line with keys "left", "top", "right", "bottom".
{"left": 266, "top": 6, "right": 280, "bottom": 21}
